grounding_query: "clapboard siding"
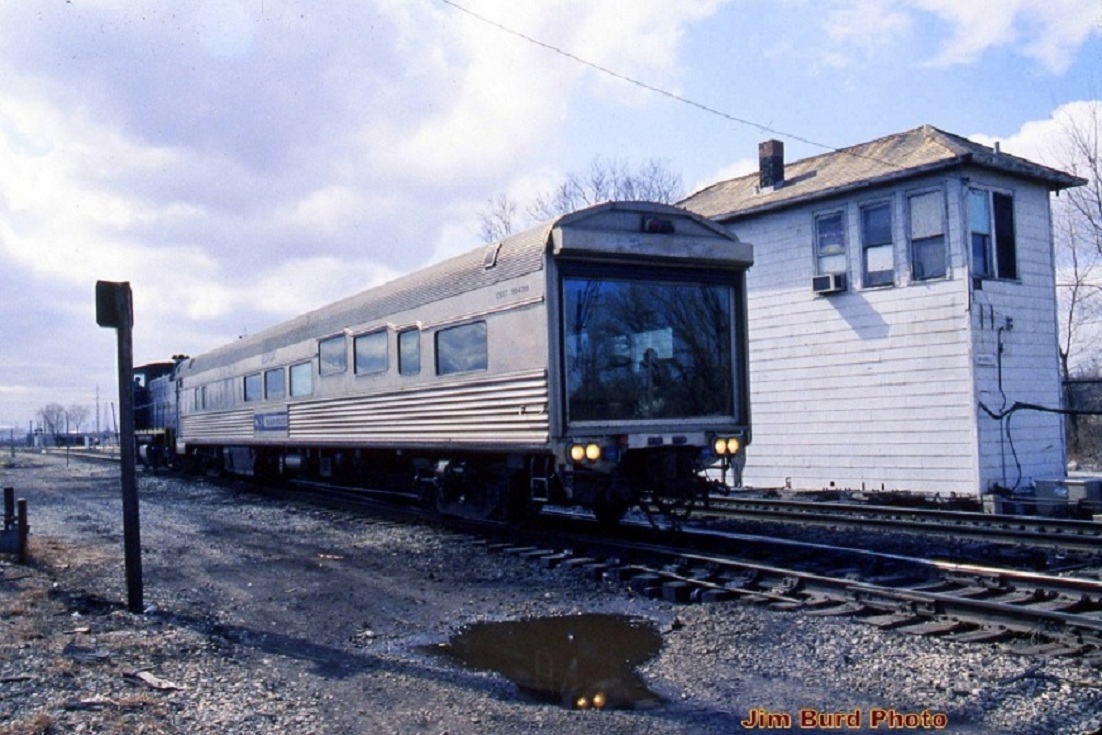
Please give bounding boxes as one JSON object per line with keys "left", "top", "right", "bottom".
{"left": 680, "top": 127, "right": 1081, "bottom": 496}
{"left": 717, "top": 166, "right": 1065, "bottom": 495}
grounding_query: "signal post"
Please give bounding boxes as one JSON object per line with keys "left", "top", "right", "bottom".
{"left": 95, "top": 280, "right": 143, "bottom": 614}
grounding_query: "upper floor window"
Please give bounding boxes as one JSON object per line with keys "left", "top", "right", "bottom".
{"left": 243, "top": 373, "right": 262, "bottom": 402}
{"left": 860, "top": 202, "right": 893, "bottom": 287}
{"left": 354, "top": 330, "right": 388, "bottom": 375}
{"left": 399, "top": 329, "right": 421, "bottom": 376}
{"left": 968, "top": 188, "right": 1017, "bottom": 280}
{"left": 814, "top": 211, "right": 846, "bottom": 275}
{"left": 908, "top": 190, "right": 947, "bottom": 281}
{"left": 436, "top": 322, "right": 487, "bottom": 376}
{"left": 289, "top": 361, "right": 313, "bottom": 397}
{"left": 318, "top": 334, "right": 347, "bottom": 376}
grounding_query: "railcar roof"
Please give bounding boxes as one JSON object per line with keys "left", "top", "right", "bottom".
{"left": 180, "top": 201, "right": 728, "bottom": 375}
{"left": 182, "top": 217, "right": 552, "bottom": 375}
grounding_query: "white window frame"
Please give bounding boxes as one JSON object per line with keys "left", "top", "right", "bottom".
{"left": 814, "top": 209, "right": 847, "bottom": 276}
{"left": 859, "top": 199, "right": 894, "bottom": 288}
{"left": 968, "top": 187, "right": 1018, "bottom": 281}
{"left": 907, "top": 188, "right": 948, "bottom": 282}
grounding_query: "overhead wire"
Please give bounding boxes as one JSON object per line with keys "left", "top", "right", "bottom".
{"left": 436, "top": 0, "right": 910, "bottom": 173}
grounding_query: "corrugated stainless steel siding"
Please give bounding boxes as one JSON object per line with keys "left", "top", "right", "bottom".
{"left": 290, "top": 369, "right": 549, "bottom": 445}
{"left": 181, "top": 410, "right": 254, "bottom": 443}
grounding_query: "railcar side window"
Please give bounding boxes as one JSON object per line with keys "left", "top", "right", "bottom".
{"left": 318, "top": 334, "right": 347, "bottom": 376}
{"left": 265, "top": 368, "right": 285, "bottom": 399}
{"left": 563, "top": 275, "right": 734, "bottom": 422}
{"left": 289, "top": 361, "right": 313, "bottom": 397}
{"left": 354, "top": 330, "right": 388, "bottom": 375}
{"left": 399, "top": 329, "right": 421, "bottom": 376}
{"left": 435, "top": 322, "right": 487, "bottom": 376}
{"left": 243, "top": 373, "right": 262, "bottom": 402}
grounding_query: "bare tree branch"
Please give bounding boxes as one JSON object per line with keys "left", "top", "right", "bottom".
{"left": 479, "top": 157, "right": 683, "bottom": 242}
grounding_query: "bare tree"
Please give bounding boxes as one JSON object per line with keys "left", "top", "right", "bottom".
{"left": 37, "top": 403, "right": 66, "bottom": 442}
{"left": 479, "top": 192, "right": 519, "bottom": 244}
{"left": 1049, "top": 103, "right": 1102, "bottom": 459}
{"left": 1053, "top": 103, "right": 1102, "bottom": 381}
{"left": 67, "top": 404, "right": 90, "bottom": 434}
{"left": 479, "top": 157, "right": 683, "bottom": 242}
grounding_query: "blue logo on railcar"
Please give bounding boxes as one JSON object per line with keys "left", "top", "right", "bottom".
{"left": 254, "top": 411, "right": 289, "bottom": 432}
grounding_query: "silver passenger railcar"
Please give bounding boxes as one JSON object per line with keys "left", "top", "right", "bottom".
{"left": 173, "top": 201, "right": 752, "bottom": 523}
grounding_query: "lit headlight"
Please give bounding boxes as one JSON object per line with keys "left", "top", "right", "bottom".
{"left": 713, "top": 437, "right": 741, "bottom": 456}
{"left": 585, "top": 443, "right": 601, "bottom": 461}
{"left": 569, "top": 444, "right": 586, "bottom": 462}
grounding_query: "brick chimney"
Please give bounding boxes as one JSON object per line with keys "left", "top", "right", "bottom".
{"left": 759, "top": 139, "right": 785, "bottom": 190}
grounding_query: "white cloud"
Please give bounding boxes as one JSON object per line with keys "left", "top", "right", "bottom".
{"left": 968, "top": 99, "right": 1102, "bottom": 169}
{"left": 0, "top": 0, "right": 727, "bottom": 421}
{"left": 816, "top": 0, "right": 1099, "bottom": 74}
{"left": 825, "top": 1, "right": 912, "bottom": 53}
{"left": 910, "top": 0, "right": 1100, "bottom": 74}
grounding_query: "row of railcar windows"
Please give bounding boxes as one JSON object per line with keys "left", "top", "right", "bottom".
{"left": 232, "top": 321, "right": 488, "bottom": 406}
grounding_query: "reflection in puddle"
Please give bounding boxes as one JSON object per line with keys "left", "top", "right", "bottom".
{"left": 426, "top": 613, "right": 665, "bottom": 710}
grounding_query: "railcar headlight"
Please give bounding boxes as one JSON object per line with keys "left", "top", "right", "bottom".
{"left": 713, "top": 437, "right": 742, "bottom": 456}
{"left": 585, "top": 443, "right": 601, "bottom": 461}
{"left": 569, "top": 444, "right": 586, "bottom": 462}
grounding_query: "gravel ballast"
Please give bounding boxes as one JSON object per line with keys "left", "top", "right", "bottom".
{"left": 1, "top": 453, "right": 1100, "bottom": 734}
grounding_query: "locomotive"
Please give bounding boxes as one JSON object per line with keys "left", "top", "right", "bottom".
{"left": 140, "top": 201, "right": 752, "bottom": 524}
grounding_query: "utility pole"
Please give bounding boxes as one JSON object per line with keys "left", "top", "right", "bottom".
{"left": 95, "top": 280, "right": 143, "bottom": 614}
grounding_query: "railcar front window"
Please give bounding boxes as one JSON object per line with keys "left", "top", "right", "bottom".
{"left": 563, "top": 276, "right": 734, "bottom": 422}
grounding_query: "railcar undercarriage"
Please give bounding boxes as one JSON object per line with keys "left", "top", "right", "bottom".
{"left": 171, "top": 442, "right": 732, "bottom": 527}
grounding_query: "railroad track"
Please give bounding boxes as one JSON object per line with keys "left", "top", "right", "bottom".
{"left": 55, "top": 453, "right": 1102, "bottom": 650}
{"left": 697, "top": 495, "right": 1102, "bottom": 553}
{"left": 258, "top": 479, "right": 1102, "bottom": 652}
{"left": 482, "top": 519, "right": 1102, "bottom": 653}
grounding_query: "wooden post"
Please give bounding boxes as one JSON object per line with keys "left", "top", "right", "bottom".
{"left": 16, "top": 499, "right": 27, "bottom": 565}
{"left": 96, "top": 280, "right": 144, "bottom": 614}
{"left": 3, "top": 486, "right": 12, "bottom": 529}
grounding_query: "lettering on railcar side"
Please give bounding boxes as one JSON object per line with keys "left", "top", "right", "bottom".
{"left": 496, "top": 284, "right": 531, "bottom": 300}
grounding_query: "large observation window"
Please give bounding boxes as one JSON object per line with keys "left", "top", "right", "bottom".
{"left": 563, "top": 273, "right": 735, "bottom": 422}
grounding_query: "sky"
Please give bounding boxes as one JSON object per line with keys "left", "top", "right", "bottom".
{"left": 1, "top": 0, "right": 1100, "bottom": 431}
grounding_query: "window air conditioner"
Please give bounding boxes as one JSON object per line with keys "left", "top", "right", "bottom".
{"left": 812, "top": 272, "right": 846, "bottom": 295}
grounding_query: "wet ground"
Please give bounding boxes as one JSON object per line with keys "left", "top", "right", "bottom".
{"left": 2, "top": 453, "right": 1101, "bottom": 734}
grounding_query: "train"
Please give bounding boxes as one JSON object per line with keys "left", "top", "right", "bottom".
{"left": 134, "top": 201, "right": 753, "bottom": 524}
